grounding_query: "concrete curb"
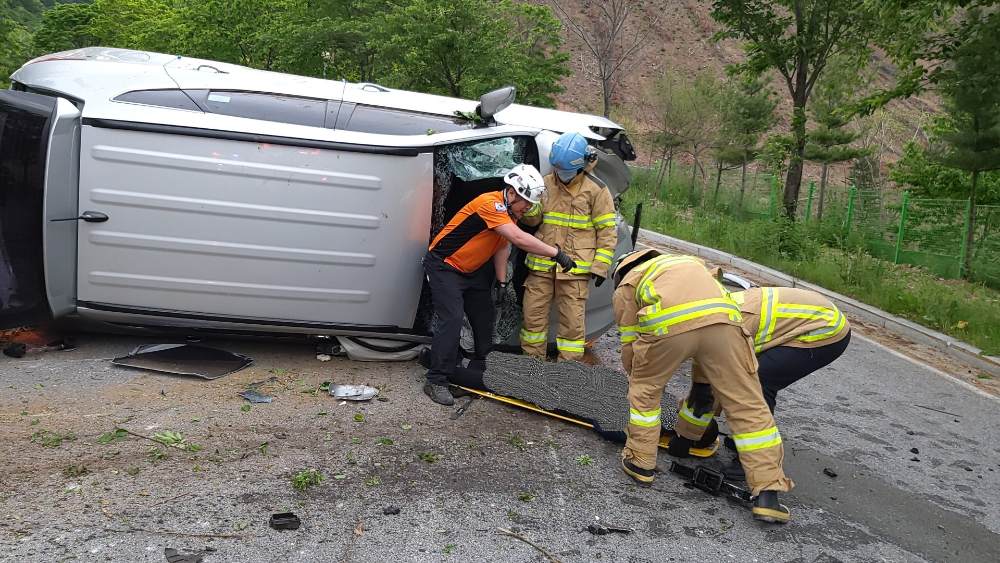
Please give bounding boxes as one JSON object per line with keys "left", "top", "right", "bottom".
{"left": 637, "top": 228, "right": 1000, "bottom": 378}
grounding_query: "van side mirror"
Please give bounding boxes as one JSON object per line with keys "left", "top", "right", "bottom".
{"left": 477, "top": 86, "right": 516, "bottom": 123}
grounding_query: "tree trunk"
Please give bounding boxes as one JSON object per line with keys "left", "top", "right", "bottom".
{"left": 690, "top": 153, "right": 698, "bottom": 206}
{"left": 603, "top": 42, "right": 615, "bottom": 118}
{"left": 965, "top": 169, "right": 979, "bottom": 278}
{"left": 739, "top": 149, "right": 748, "bottom": 213}
{"left": 783, "top": 35, "right": 809, "bottom": 219}
{"left": 817, "top": 163, "right": 829, "bottom": 221}
{"left": 714, "top": 158, "right": 724, "bottom": 206}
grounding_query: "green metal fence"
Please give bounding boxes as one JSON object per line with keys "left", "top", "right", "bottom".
{"left": 629, "top": 163, "right": 1000, "bottom": 288}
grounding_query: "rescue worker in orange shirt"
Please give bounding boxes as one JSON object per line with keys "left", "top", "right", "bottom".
{"left": 422, "top": 164, "right": 576, "bottom": 406}
{"left": 670, "top": 285, "right": 852, "bottom": 480}
{"left": 612, "top": 249, "right": 794, "bottom": 523}
{"left": 520, "top": 132, "right": 617, "bottom": 361}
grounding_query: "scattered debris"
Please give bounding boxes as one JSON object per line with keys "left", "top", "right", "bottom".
{"left": 587, "top": 523, "right": 633, "bottom": 535}
{"left": 3, "top": 342, "right": 26, "bottom": 358}
{"left": 316, "top": 354, "right": 332, "bottom": 362}
{"left": 498, "top": 528, "right": 562, "bottom": 563}
{"left": 274, "top": 433, "right": 287, "bottom": 440}
{"left": 450, "top": 396, "right": 476, "bottom": 420}
{"left": 329, "top": 384, "right": 379, "bottom": 401}
{"left": 910, "top": 447, "right": 919, "bottom": 454}
{"left": 111, "top": 344, "right": 252, "bottom": 379}
{"left": 248, "top": 376, "right": 278, "bottom": 389}
{"left": 914, "top": 404, "right": 961, "bottom": 418}
{"left": 353, "top": 522, "right": 364, "bottom": 536}
{"left": 383, "top": 506, "right": 401, "bottom": 515}
{"left": 237, "top": 390, "right": 273, "bottom": 404}
{"left": 906, "top": 430, "right": 916, "bottom": 435}
{"left": 269, "top": 512, "right": 301, "bottom": 531}
{"left": 164, "top": 547, "right": 205, "bottom": 563}
{"left": 46, "top": 337, "right": 77, "bottom": 351}
{"left": 823, "top": 468, "right": 838, "bottom": 478}
{"left": 911, "top": 457, "right": 920, "bottom": 462}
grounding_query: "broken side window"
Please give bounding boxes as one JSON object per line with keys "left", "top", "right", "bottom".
{"left": 445, "top": 137, "right": 525, "bottom": 182}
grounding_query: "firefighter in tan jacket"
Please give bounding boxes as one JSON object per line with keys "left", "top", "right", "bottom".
{"left": 520, "top": 132, "right": 617, "bottom": 361}
{"left": 671, "top": 286, "right": 852, "bottom": 479}
{"left": 613, "top": 249, "right": 794, "bottom": 523}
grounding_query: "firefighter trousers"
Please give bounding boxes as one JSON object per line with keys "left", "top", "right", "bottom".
{"left": 520, "top": 271, "right": 589, "bottom": 362}
{"left": 623, "top": 324, "right": 794, "bottom": 495}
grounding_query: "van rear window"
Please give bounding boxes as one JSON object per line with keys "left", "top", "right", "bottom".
{"left": 198, "top": 91, "right": 327, "bottom": 128}
{"left": 340, "top": 104, "right": 472, "bottom": 135}
{"left": 114, "top": 89, "right": 201, "bottom": 111}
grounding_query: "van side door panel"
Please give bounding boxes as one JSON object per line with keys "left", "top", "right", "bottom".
{"left": 75, "top": 125, "right": 433, "bottom": 329}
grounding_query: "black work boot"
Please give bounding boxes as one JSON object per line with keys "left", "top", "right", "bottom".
{"left": 694, "top": 419, "right": 719, "bottom": 449}
{"left": 621, "top": 458, "right": 654, "bottom": 486}
{"left": 418, "top": 347, "right": 432, "bottom": 370}
{"left": 666, "top": 435, "right": 694, "bottom": 458}
{"left": 723, "top": 459, "right": 746, "bottom": 481}
{"left": 423, "top": 383, "right": 454, "bottom": 406}
{"left": 752, "top": 490, "right": 790, "bottom": 523}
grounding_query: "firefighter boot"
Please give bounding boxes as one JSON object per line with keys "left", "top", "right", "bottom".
{"left": 621, "top": 458, "right": 654, "bottom": 486}
{"left": 666, "top": 435, "right": 694, "bottom": 458}
{"left": 723, "top": 455, "right": 746, "bottom": 481}
{"left": 752, "top": 490, "right": 790, "bottom": 523}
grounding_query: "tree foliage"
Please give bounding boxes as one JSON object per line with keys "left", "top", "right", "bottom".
{"left": 711, "top": 0, "right": 881, "bottom": 218}
{"left": 23, "top": 0, "right": 571, "bottom": 108}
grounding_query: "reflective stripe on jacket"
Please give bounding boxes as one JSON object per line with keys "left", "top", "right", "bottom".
{"left": 613, "top": 254, "right": 743, "bottom": 374}
{"left": 521, "top": 161, "right": 617, "bottom": 279}
{"left": 733, "top": 287, "right": 850, "bottom": 353}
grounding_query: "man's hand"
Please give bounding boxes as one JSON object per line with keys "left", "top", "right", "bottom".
{"left": 592, "top": 273, "right": 606, "bottom": 287}
{"left": 493, "top": 279, "right": 507, "bottom": 307}
{"left": 553, "top": 244, "right": 577, "bottom": 273}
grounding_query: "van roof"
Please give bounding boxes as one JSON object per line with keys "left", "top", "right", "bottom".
{"left": 17, "top": 48, "right": 622, "bottom": 140}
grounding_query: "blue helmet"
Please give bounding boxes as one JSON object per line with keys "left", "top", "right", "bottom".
{"left": 549, "top": 132, "right": 595, "bottom": 176}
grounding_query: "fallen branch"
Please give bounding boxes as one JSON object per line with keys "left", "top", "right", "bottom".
{"left": 914, "top": 405, "right": 961, "bottom": 418}
{"left": 498, "top": 527, "right": 562, "bottom": 563}
{"left": 149, "top": 491, "right": 194, "bottom": 508}
{"left": 121, "top": 428, "right": 162, "bottom": 446}
{"left": 120, "top": 517, "right": 256, "bottom": 539}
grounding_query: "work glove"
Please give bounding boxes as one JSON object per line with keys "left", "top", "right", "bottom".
{"left": 592, "top": 273, "right": 606, "bottom": 287}
{"left": 493, "top": 279, "right": 507, "bottom": 308}
{"left": 553, "top": 244, "right": 577, "bottom": 273}
{"left": 687, "top": 382, "right": 715, "bottom": 418}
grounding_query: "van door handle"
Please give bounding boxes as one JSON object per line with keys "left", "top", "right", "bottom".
{"left": 51, "top": 211, "right": 109, "bottom": 223}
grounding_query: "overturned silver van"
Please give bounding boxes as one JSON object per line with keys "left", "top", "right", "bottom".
{"left": 0, "top": 48, "right": 636, "bottom": 346}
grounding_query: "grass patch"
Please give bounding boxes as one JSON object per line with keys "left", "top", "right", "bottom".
{"left": 621, "top": 173, "right": 1000, "bottom": 355}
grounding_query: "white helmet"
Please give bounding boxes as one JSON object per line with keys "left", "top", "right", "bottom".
{"left": 503, "top": 164, "right": 547, "bottom": 204}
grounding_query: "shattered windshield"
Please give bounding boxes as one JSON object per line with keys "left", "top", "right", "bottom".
{"left": 445, "top": 137, "right": 525, "bottom": 182}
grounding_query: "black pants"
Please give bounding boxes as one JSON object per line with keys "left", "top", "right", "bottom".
{"left": 757, "top": 329, "right": 852, "bottom": 412}
{"left": 423, "top": 250, "right": 495, "bottom": 386}
{"left": 593, "top": 330, "right": 853, "bottom": 444}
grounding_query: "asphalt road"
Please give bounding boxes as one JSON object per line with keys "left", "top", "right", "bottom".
{"left": 1, "top": 323, "right": 998, "bottom": 563}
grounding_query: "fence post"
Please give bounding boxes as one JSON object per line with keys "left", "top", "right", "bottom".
{"left": 959, "top": 197, "right": 972, "bottom": 277}
{"left": 805, "top": 181, "right": 814, "bottom": 222}
{"left": 844, "top": 185, "right": 856, "bottom": 237}
{"left": 768, "top": 175, "right": 776, "bottom": 219}
{"left": 894, "top": 191, "right": 910, "bottom": 264}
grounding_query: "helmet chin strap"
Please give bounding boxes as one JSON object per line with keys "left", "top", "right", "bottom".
{"left": 504, "top": 188, "right": 525, "bottom": 220}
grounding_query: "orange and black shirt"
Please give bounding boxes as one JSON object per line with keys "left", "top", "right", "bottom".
{"left": 429, "top": 191, "right": 513, "bottom": 273}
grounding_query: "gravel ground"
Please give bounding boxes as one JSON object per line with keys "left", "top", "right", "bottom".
{"left": 1, "top": 320, "right": 999, "bottom": 562}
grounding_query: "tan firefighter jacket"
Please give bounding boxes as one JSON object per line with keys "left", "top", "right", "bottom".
{"left": 614, "top": 254, "right": 742, "bottom": 375}
{"left": 733, "top": 287, "right": 850, "bottom": 353}
{"left": 521, "top": 161, "right": 617, "bottom": 280}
